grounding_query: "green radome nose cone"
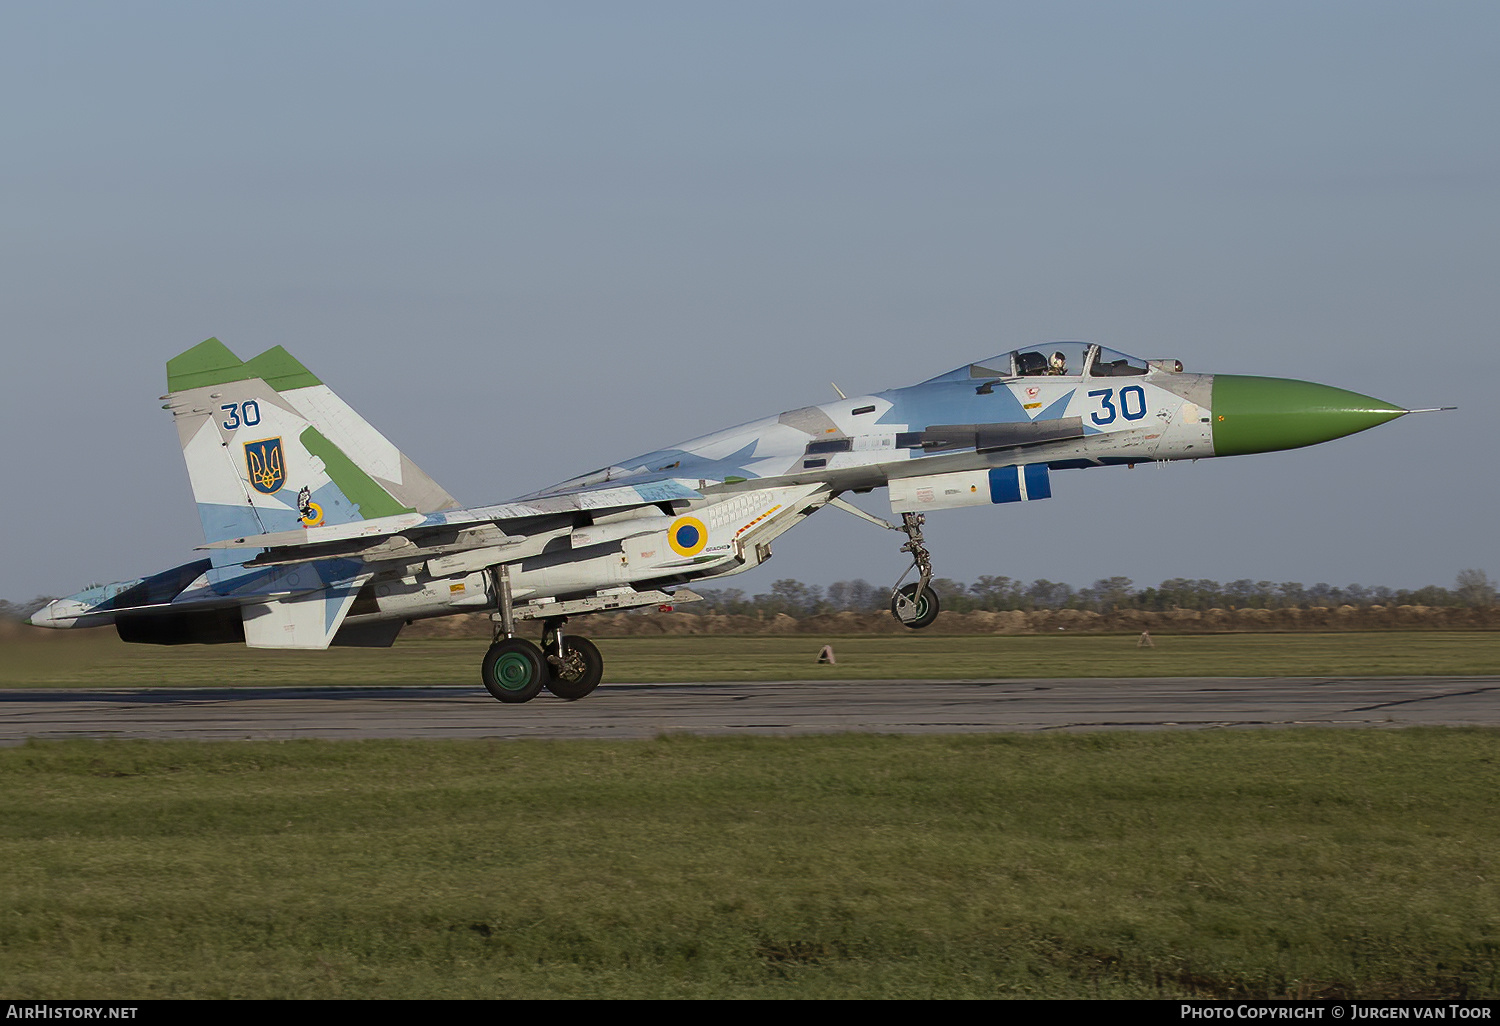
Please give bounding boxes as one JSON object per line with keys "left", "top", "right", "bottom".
{"left": 1211, "top": 375, "right": 1406, "bottom": 457}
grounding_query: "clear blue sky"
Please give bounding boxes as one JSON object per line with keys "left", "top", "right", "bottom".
{"left": 3, "top": 1, "right": 1496, "bottom": 602}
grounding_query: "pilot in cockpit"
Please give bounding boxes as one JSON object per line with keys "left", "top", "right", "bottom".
{"left": 1048, "top": 351, "right": 1068, "bottom": 375}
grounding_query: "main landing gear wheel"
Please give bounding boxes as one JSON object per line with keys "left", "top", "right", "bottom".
{"left": 891, "top": 582, "right": 941, "bottom": 630}
{"left": 481, "top": 638, "right": 547, "bottom": 703}
{"left": 545, "top": 635, "right": 604, "bottom": 701}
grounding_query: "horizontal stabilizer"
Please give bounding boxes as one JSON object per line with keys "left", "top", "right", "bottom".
{"left": 199, "top": 511, "right": 438, "bottom": 550}
{"left": 197, "top": 478, "right": 705, "bottom": 554}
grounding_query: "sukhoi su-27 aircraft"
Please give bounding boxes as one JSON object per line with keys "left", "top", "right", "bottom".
{"left": 30, "top": 338, "right": 1437, "bottom": 703}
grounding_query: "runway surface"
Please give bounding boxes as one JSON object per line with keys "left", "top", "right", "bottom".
{"left": 2, "top": 676, "right": 1498, "bottom": 743}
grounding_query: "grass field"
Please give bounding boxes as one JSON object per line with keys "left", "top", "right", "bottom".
{"left": 3, "top": 629, "right": 1499, "bottom": 687}
{"left": 2, "top": 731, "right": 1497, "bottom": 999}
{"left": 5, "top": 631, "right": 1496, "bottom": 998}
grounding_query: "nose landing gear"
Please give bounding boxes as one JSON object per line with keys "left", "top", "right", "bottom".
{"left": 825, "top": 499, "right": 942, "bottom": 630}
{"left": 889, "top": 512, "right": 940, "bottom": 629}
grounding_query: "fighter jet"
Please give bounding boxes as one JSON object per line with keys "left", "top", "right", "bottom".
{"left": 29, "top": 338, "right": 1434, "bottom": 703}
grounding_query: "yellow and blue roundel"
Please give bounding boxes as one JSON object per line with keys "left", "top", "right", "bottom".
{"left": 299, "top": 501, "right": 325, "bottom": 528}
{"left": 667, "top": 516, "right": 708, "bottom": 557}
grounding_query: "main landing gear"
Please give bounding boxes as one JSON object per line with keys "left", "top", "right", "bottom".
{"left": 481, "top": 638, "right": 548, "bottom": 704}
{"left": 481, "top": 566, "right": 607, "bottom": 704}
{"left": 540, "top": 619, "right": 604, "bottom": 701}
{"left": 825, "top": 500, "right": 942, "bottom": 630}
{"left": 481, "top": 618, "right": 605, "bottom": 704}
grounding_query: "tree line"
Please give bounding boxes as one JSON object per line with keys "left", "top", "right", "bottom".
{"left": 692, "top": 569, "right": 1499, "bottom": 618}
{"left": 4, "top": 570, "right": 1495, "bottom": 624}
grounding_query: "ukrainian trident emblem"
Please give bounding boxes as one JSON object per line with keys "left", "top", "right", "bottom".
{"left": 244, "top": 438, "right": 286, "bottom": 494}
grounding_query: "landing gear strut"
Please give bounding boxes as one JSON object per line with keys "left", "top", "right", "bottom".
{"left": 825, "top": 498, "right": 944, "bottom": 630}
{"left": 481, "top": 566, "right": 606, "bottom": 703}
{"left": 889, "top": 512, "right": 940, "bottom": 629}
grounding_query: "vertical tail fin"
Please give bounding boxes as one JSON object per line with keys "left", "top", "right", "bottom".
{"left": 163, "top": 338, "right": 459, "bottom": 561}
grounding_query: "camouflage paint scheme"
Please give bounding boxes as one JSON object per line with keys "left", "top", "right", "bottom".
{"left": 31, "top": 338, "right": 1410, "bottom": 659}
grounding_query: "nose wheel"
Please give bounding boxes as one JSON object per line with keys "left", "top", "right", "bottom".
{"left": 891, "top": 580, "right": 941, "bottom": 629}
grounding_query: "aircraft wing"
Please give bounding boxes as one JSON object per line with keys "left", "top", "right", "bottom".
{"left": 196, "top": 477, "right": 707, "bottom": 565}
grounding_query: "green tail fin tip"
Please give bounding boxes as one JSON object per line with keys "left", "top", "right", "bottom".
{"left": 166, "top": 338, "right": 322, "bottom": 393}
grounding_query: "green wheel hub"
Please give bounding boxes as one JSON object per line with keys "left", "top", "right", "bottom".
{"left": 891, "top": 582, "right": 941, "bottom": 630}
{"left": 481, "top": 639, "right": 546, "bottom": 703}
{"left": 491, "top": 652, "right": 537, "bottom": 691}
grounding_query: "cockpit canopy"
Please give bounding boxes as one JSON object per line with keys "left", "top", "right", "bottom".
{"left": 951, "top": 343, "right": 1150, "bottom": 383}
